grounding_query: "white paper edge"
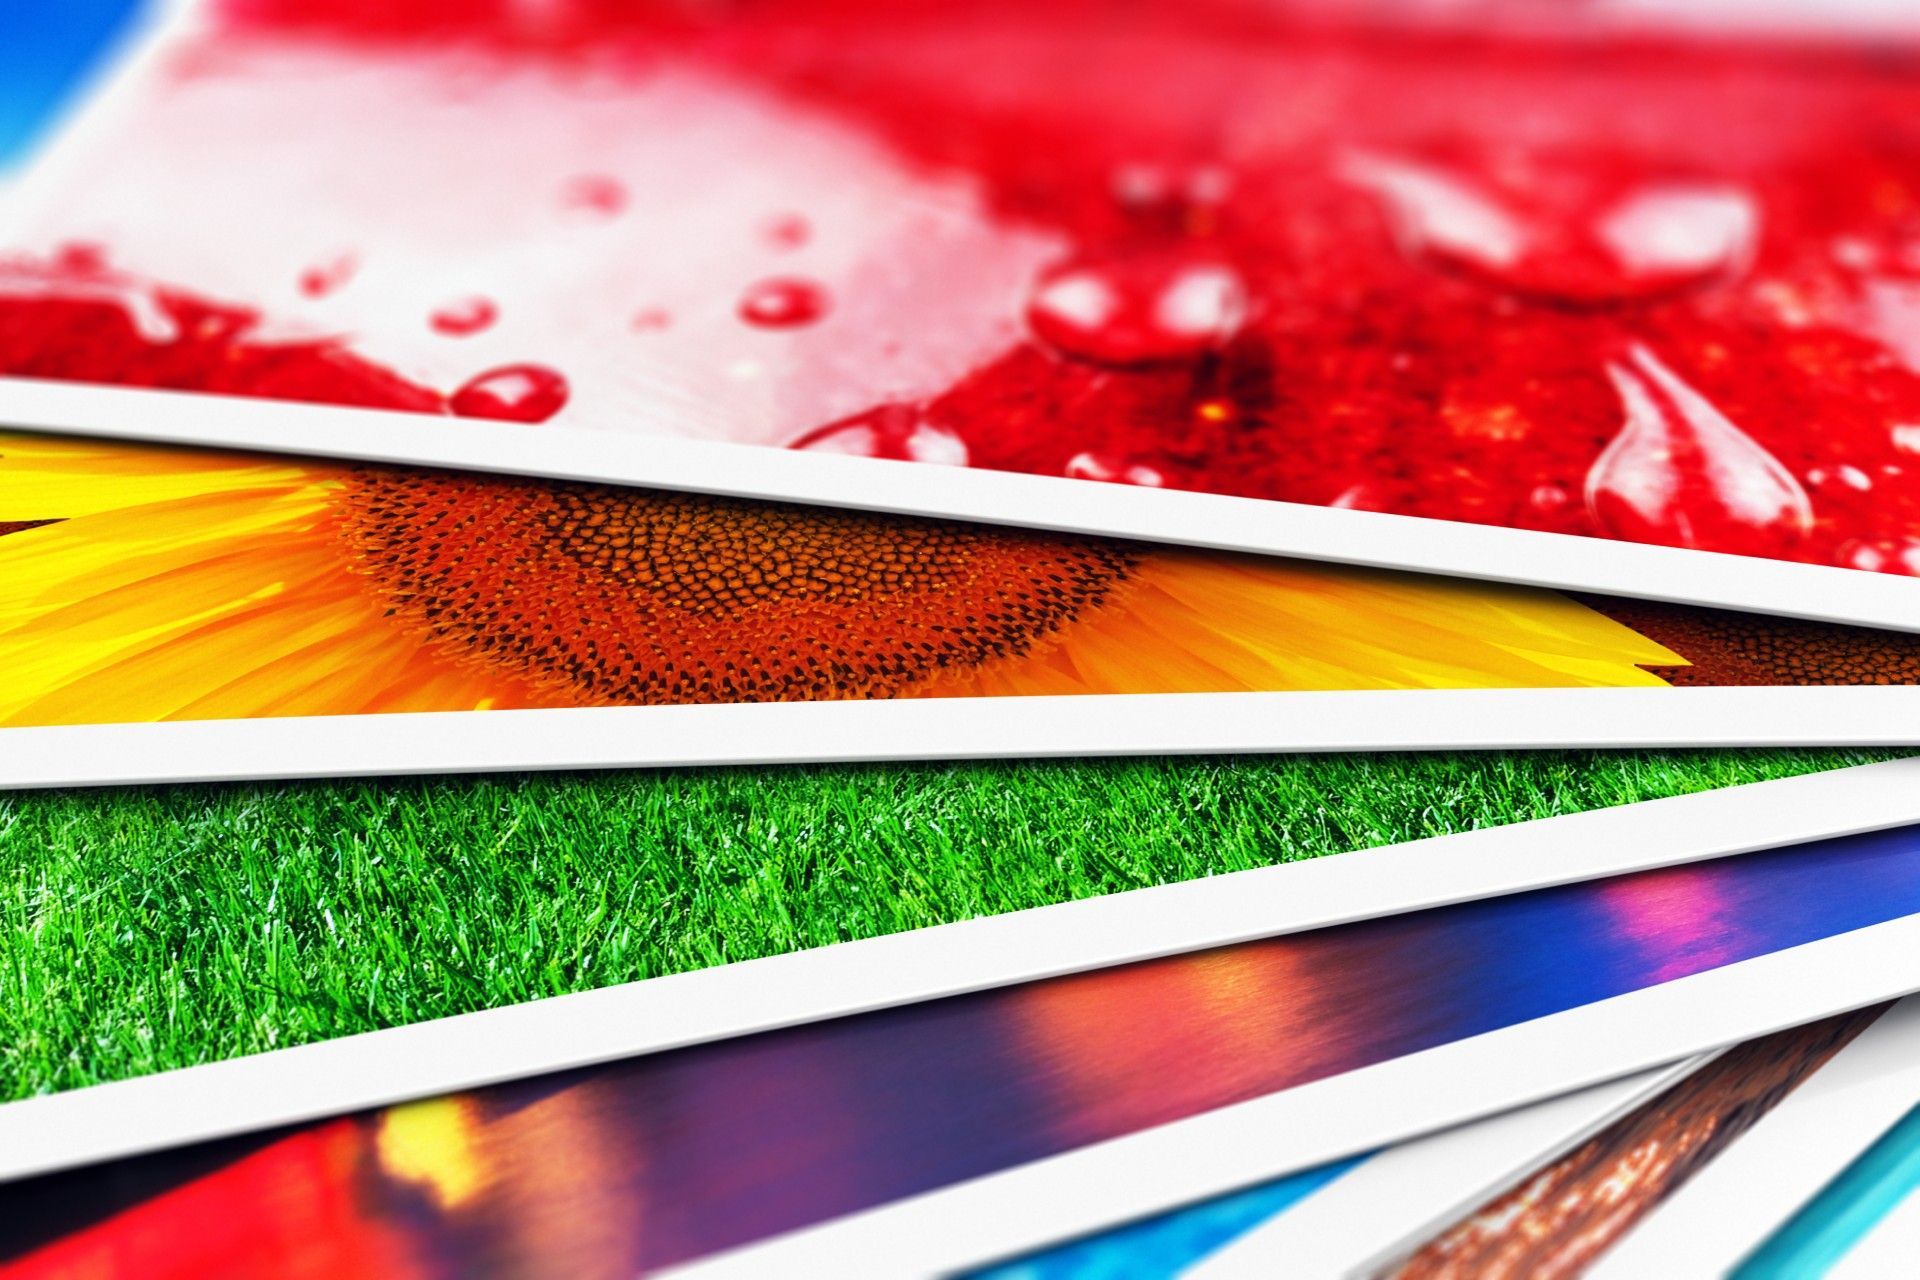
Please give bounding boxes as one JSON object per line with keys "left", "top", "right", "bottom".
{"left": 1181, "top": 1058, "right": 1712, "bottom": 1280}
{"left": 2, "top": 381, "right": 1915, "bottom": 633}
{"left": 1, "top": 686, "right": 1917, "bottom": 790}
{"left": 1597, "top": 0, "right": 1920, "bottom": 37}
{"left": 1590, "top": 992, "right": 1920, "bottom": 1278}
{"left": 2, "top": 759, "right": 1916, "bottom": 1188}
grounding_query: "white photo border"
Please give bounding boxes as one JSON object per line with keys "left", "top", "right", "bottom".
{"left": 3, "top": 687, "right": 1918, "bottom": 791}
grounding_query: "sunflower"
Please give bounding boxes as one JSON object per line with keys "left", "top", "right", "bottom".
{"left": 0, "top": 432, "right": 1683, "bottom": 728}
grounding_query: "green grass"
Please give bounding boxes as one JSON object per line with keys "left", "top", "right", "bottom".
{"left": 0, "top": 748, "right": 1894, "bottom": 1103}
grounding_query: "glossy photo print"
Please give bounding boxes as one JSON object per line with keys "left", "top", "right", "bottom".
{"left": 1, "top": 432, "right": 1917, "bottom": 787}
{"left": 5, "top": 2, "right": 1920, "bottom": 626}
{"left": 1586, "top": 989, "right": 1920, "bottom": 1278}
{"left": 981, "top": 1064, "right": 1699, "bottom": 1279}
{"left": 1330, "top": 994, "right": 1920, "bottom": 1280}
{"left": 7, "top": 822, "right": 1920, "bottom": 1278}
{"left": 1371, "top": 1006, "right": 1892, "bottom": 1278}
{"left": 1171, "top": 1000, "right": 1913, "bottom": 1280}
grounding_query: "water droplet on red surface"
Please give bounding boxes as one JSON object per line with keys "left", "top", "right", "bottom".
{"left": 450, "top": 364, "right": 569, "bottom": 423}
{"left": 630, "top": 307, "right": 671, "bottom": 331}
{"left": 298, "top": 254, "right": 356, "bottom": 299}
{"left": 1026, "top": 251, "right": 1248, "bottom": 366}
{"left": 1329, "top": 483, "right": 1391, "bottom": 512}
{"left": 1109, "top": 163, "right": 1232, "bottom": 230}
{"left": 429, "top": 295, "right": 498, "bottom": 337}
{"left": 1346, "top": 154, "right": 1756, "bottom": 306}
{"left": 1528, "top": 483, "right": 1571, "bottom": 513}
{"left": 1064, "top": 452, "right": 1165, "bottom": 486}
{"left": 789, "top": 403, "right": 968, "bottom": 465}
{"left": 1598, "top": 187, "right": 1757, "bottom": 285}
{"left": 740, "top": 277, "right": 830, "bottom": 328}
{"left": 1110, "top": 164, "right": 1174, "bottom": 210}
{"left": 54, "top": 242, "right": 107, "bottom": 274}
{"left": 763, "top": 214, "right": 812, "bottom": 250}
{"left": 1893, "top": 424, "right": 1920, "bottom": 456}
{"left": 561, "top": 173, "right": 627, "bottom": 217}
{"left": 1835, "top": 537, "right": 1920, "bottom": 575}
{"left": 1586, "top": 345, "right": 1812, "bottom": 554}
{"left": 1832, "top": 237, "right": 1880, "bottom": 272}
{"left": 1805, "top": 463, "right": 1874, "bottom": 496}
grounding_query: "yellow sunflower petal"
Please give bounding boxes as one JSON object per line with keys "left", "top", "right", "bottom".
{"left": 954, "top": 551, "right": 1682, "bottom": 696}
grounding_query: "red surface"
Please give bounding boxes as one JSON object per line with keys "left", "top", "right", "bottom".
{"left": 6, "top": 0, "right": 1920, "bottom": 571}
{"left": 0, "top": 254, "right": 441, "bottom": 412}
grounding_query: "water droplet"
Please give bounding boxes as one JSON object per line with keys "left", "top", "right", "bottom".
{"left": 1345, "top": 153, "right": 1755, "bottom": 306}
{"left": 763, "top": 214, "right": 812, "bottom": 250}
{"left": 1598, "top": 187, "right": 1757, "bottom": 284}
{"left": 789, "top": 403, "right": 968, "bottom": 465}
{"left": 1832, "top": 237, "right": 1880, "bottom": 272}
{"left": 1026, "top": 251, "right": 1248, "bottom": 367}
{"left": 739, "top": 277, "right": 830, "bottom": 328}
{"left": 450, "top": 364, "right": 569, "bottom": 423}
{"left": 561, "top": 173, "right": 627, "bottom": 218}
{"left": 298, "top": 254, "right": 356, "bottom": 299}
{"left": 1111, "top": 163, "right": 1174, "bottom": 209}
{"left": 1064, "top": 452, "right": 1165, "bottom": 487}
{"left": 54, "top": 242, "right": 107, "bottom": 274}
{"left": 429, "top": 295, "right": 498, "bottom": 337}
{"left": 1185, "top": 167, "right": 1232, "bottom": 209}
{"left": 1109, "top": 163, "right": 1231, "bottom": 226}
{"left": 1586, "top": 344, "right": 1812, "bottom": 554}
{"left": 1893, "top": 424, "right": 1920, "bottom": 456}
{"left": 1329, "top": 484, "right": 1391, "bottom": 511}
{"left": 1345, "top": 154, "right": 1526, "bottom": 272}
{"left": 1836, "top": 537, "right": 1920, "bottom": 575}
{"left": 1805, "top": 464, "right": 1874, "bottom": 496}
{"left": 1528, "top": 483, "right": 1571, "bottom": 513}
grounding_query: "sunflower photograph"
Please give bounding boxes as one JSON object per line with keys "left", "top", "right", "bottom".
{"left": 0, "top": 431, "right": 1732, "bottom": 730}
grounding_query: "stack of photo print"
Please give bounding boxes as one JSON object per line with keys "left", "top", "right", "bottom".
{"left": 3, "top": 1, "right": 1920, "bottom": 1276}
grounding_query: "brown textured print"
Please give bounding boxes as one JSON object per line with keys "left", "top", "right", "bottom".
{"left": 1380, "top": 1004, "right": 1891, "bottom": 1280}
{"left": 1582, "top": 597, "right": 1920, "bottom": 686}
